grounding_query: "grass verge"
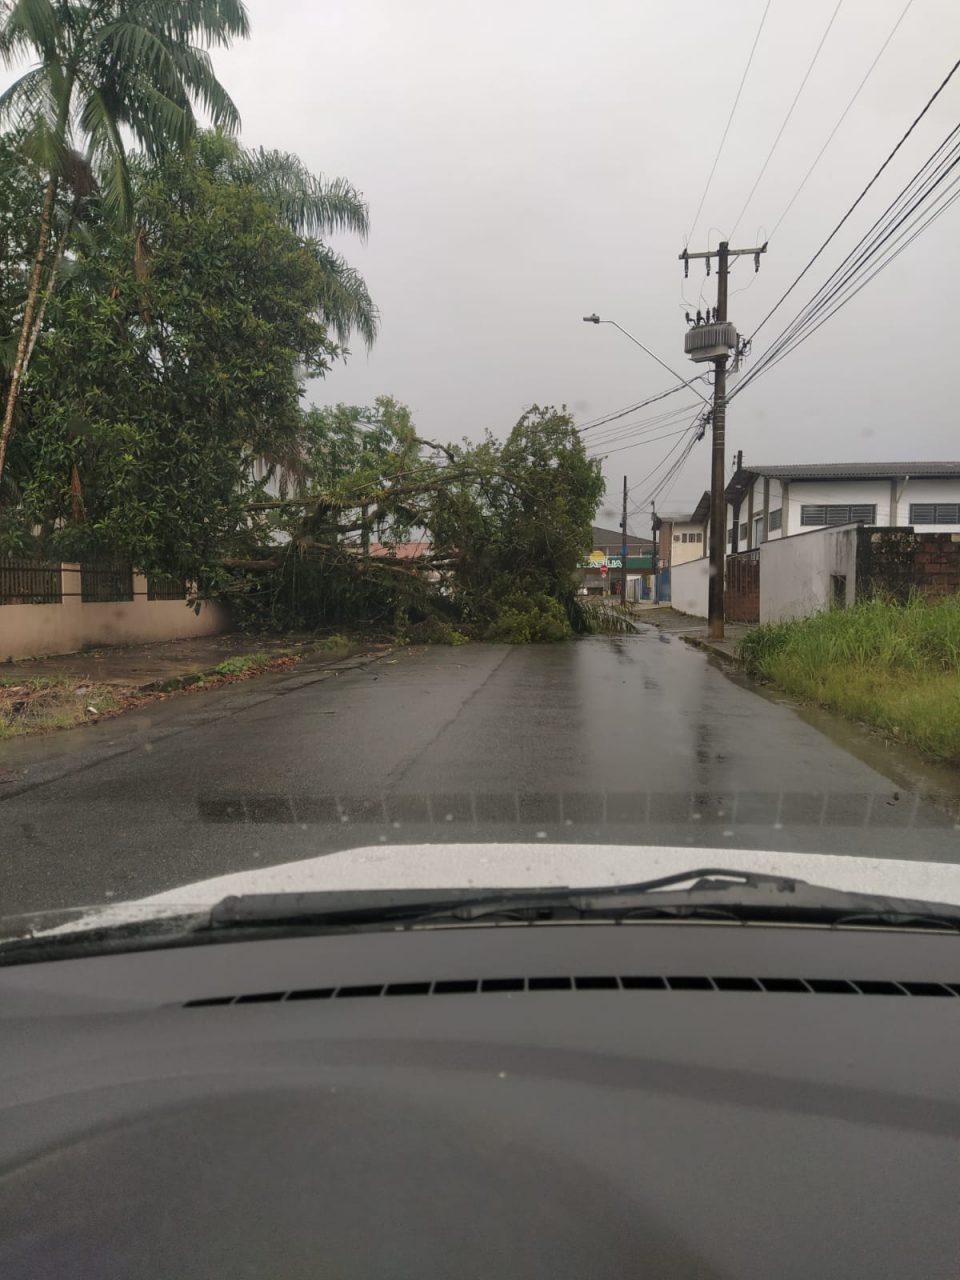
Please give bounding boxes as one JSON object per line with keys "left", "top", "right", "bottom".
{"left": 0, "top": 677, "right": 122, "bottom": 740}
{"left": 740, "top": 595, "right": 960, "bottom": 763}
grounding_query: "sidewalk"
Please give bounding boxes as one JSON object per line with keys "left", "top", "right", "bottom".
{"left": 0, "top": 632, "right": 334, "bottom": 690}
{"left": 626, "top": 605, "right": 749, "bottom": 663}
{"left": 0, "top": 631, "right": 393, "bottom": 743}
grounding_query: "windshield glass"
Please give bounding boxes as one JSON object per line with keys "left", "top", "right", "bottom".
{"left": 2, "top": 0, "right": 960, "bottom": 946}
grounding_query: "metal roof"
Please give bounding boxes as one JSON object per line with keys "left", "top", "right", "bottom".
{"left": 725, "top": 462, "right": 960, "bottom": 505}
{"left": 743, "top": 462, "right": 960, "bottom": 480}
{"left": 654, "top": 491, "right": 711, "bottom": 526}
{"left": 592, "top": 525, "right": 652, "bottom": 549}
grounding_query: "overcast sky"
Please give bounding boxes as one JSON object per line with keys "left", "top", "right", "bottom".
{"left": 22, "top": 1, "right": 960, "bottom": 532}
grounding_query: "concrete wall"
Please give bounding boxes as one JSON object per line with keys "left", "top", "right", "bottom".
{"left": 1, "top": 565, "right": 230, "bottom": 660}
{"left": 670, "top": 555, "right": 709, "bottom": 617}
{"left": 759, "top": 525, "right": 858, "bottom": 623}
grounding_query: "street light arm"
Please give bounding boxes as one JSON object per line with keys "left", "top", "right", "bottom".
{"left": 582, "top": 315, "right": 714, "bottom": 408}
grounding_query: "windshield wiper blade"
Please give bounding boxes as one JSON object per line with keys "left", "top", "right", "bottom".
{"left": 205, "top": 869, "right": 960, "bottom": 933}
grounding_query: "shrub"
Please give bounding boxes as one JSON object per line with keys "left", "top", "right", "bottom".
{"left": 485, "top": 593, "right": 572, "bottom": 643}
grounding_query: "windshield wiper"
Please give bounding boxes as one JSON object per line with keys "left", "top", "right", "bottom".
{"left": 3, "top": 869, "right": 958, "bottom": 966}
{"left": 205, "top": 869, "right": 960, "bottom": 934}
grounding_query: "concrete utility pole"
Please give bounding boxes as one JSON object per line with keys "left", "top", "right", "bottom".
{"left": 651, "top": 499, "right": 658, "bottom": 602}
{"left": 679, "top": 239, "right": 766, "bottom": 639}
{"left": 620, "top": 475, "right": 629, "bottom": 603}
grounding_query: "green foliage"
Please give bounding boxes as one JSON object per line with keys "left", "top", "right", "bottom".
{"left": 431, "top": 405, "right": 604, "bottom": 628}
{"left": 740, "top": 594, "right": 960, "bottom": 762}
{"left": 3, "top": 133, "right": 375, "bottom": 579}
{"left": 0, "top": 0, "right": 249, "bottom": 224}
{"left": 485, "top": 593, "right": 573, "bottom": 644}
{"left": 570, "top": 598, "right": 637, "bottom": 635}
{"left": 212, "top": 651, "right": 274, "bottom": 676}
{"left": 741, "top": 594, "right": 960, "bottom": 681}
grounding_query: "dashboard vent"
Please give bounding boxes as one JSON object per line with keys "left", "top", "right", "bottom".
{"left": 183, "top": 976, "right": 960, "bottom": 1007}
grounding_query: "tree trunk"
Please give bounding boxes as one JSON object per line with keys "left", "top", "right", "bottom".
{"left": 23, "top": 194, "right": 82, "bottom": 374}
{"left": 0, "top": 173, "right": 59, "bottom": 489}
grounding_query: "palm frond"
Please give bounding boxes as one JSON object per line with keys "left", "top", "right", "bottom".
{"left": 150, "top": 0, "right": 251, "bottom": 46}
{"left": 78, "top": 87, "right": 132, "bottom": 225}
{"left": 313, "top": 244, "right": 379, "bottom": 349}
{"left": 232, "top": 147, "right": 370, "bottom": 239}
{"left": 0, "top": 0, "right": 59, "bottom": 63}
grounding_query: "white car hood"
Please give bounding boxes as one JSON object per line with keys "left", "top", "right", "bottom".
{"left": 28, "top": 843, "right": 960, "bottom": 937}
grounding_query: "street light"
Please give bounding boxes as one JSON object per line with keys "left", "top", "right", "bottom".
{"left": 581, "top": 315, "right": 713, "bottom": 408}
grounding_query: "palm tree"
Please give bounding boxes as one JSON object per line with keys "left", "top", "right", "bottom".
{"left": 204, "top": 135, "right": 379, "bottom": 348}
{"left": 0, "top": 0, "right": 250, "bottom": 487}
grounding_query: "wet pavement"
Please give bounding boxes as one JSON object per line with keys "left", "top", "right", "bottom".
{"left": 1, "top": 630, "right": 959, "bottom": 917}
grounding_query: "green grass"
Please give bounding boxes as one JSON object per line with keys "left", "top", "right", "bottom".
{"left": 740, "top": 595, "right": 960, "bottom": 762}
{"left": 0, "top": 676, "right": 120, "bottom": 739}
{"left": 212, "top": 650, "right": 276, "bottom": 677}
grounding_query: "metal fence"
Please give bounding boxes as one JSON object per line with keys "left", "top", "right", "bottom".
{"left": 80, "top": 560, "right": 134, "bottom": 604}
{"left": 0, "top": 559, "right": 62, "bottom": 605}
{"left": 147, "top": 575, "right": 187, "bottom": 601}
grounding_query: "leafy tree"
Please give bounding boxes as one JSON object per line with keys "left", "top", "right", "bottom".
{"left": 236, "top": 403, "right": 604, "bottom": 641}
{"left": 430, "top": 405, "right": 604, "bottom": 630}
{"left": 0, "top": 0, "right": 250, "bottom": 487}
{"left": 192, "top": 133, "right": 377, "bottom": 349}
{"left": 6, "top": 136, "right": 369, "bottom": 579}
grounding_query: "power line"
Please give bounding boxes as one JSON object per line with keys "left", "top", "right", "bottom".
{"left": 731, "top": 145, "right": 960, "bottom": 396}
{"left": 745, "top": 54, "right": 960, "bottom": 345}
{"left": 625, "top": 413, "right": 708, "bottom": 514}
{"left": 575, "top": 377, "right": 708, "bottom": 432}
{"left": 587, "top": 422, "right": 697, "bottom": 461}
{"left": 735, "top": 121, "right": 960, "bottom": 392}
{"left": 767, "top": 0, "right": 915, "bottom": 240}
{"left": 584, "top": 401, "right": 703, "bottom": 450}
{"left": 728, "top": 0, "right": 845, "bottom": 240}
{"left": 685, "top": 0, "right": 773, "bottom": 247}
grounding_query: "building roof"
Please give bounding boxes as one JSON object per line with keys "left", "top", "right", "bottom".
{"left": 726, "top": 461, "right": 960, "bottom": 505}
{"left": 368, "top": 541, "right": 432, "bottom": 560}
{"left": 591, "top": 525, "right": 652, "bottom": 550}
{"left": 654, "top": 491, "right": 711, "bottom": 527}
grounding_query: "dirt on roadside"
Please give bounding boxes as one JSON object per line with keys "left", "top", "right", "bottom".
{"left": 0, "top": 643, "right": 343, "bottom": 741}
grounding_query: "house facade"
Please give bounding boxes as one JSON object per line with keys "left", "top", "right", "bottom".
{"left": 724, "top": 461, "right": 960, "bottom": 552}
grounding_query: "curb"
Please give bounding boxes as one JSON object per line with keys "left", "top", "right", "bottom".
{"left": 681, "top": 634, "right": 741, "bottom": 666}
{"left": 136, "top": 642, "right": 388, "bottom": 695}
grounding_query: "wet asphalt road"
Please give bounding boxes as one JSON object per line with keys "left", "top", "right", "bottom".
{"left": 1, "top": 629, "right": 959, "bottom": 918}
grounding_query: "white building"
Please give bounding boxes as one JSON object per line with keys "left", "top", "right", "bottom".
{"left": 725, "top": 461, "right": 960, "bottom": 552}
{"left": 652, "top": 493, "right": 710, "bottom": 568}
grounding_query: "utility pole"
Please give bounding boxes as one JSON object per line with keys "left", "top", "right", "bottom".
{"left": 651, "top": 499, "right": 658, "bottom": 603}
{"left": 620, "top": 475, "right": 629, "bottom": 604}
{"left": 679, "top": 239, "right": 766, "bottom": 639}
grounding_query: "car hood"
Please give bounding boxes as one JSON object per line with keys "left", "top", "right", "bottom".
{"left": 18, "top": 842, "right": 960, "bottom": 938}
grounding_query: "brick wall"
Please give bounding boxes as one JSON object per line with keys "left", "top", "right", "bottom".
{"left": 856, "top": 528, "right": 960, "bottom": 601}
{"left": 725, "top": 553, "right": 759, "bottom": 624}
{"left": 913, "top": 535, "right": 960, "bottom": 597}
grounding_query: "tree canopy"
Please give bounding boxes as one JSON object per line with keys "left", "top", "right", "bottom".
{"left": 1, "top": 132, "right": 375, "bottom": 578}
{"left": 0, "top": 0, "right": 251, "bottom": 485}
